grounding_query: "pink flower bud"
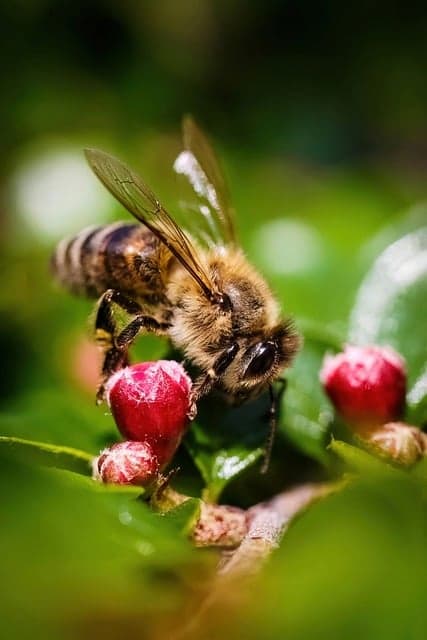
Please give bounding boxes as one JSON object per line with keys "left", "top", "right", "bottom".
{"left": 94, "top": 441, "right": 159, "bottom": 485}
{"left": 105, "top": 360, "right": 192, "bottom": 467}
{"left": 320, "top": 345, "right": 406, "bottom": 430}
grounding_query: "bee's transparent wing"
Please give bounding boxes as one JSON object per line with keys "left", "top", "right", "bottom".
{"left": 173, "top": 116, "right": 237, "bottom": 247}
{"left": 85, "top": 148, "right": 220, "bottom": 300}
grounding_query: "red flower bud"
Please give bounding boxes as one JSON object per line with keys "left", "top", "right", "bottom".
{"left": 320, "top": 345, "right": 406, "bottom": 431}
{"left": 105, "top": 360, "right": 192, "bottom": 467}
{"left": 94, "top": 441, "right": 159, "bottom": 485}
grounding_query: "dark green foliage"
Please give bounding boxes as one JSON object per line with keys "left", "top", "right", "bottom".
{"left": 1, "top": 10, "right": 427, "bottom": 630}
{"left": 1, "top": 207, "right": 426, "bottom": 638}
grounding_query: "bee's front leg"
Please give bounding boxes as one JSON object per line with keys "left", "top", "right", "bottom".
{"left": 260, "top": 377, "right": 287, "bottom": 474}
{"left": 188, "top": 343, "right": 240, "bottom": 419}
{"left": 94, "top": 289, "right": 170, "bottom": 404}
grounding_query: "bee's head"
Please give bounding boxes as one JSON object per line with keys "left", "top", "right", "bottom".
{"left": 221, "top": 320, "right": 301, "bottom": 394}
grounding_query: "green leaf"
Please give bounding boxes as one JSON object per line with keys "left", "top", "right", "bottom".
{"left": 0, "top": 455, "right": 205, "bottom": 639}
{"left": 0, "top": 435, "right": 93, "bottom": 475}
{"left": 280, "top": 331, "right": 337, "bottom": 463}
{"left": 243, "top": 469, "right": 427, "bottom": 640}
{"left": 189, "top": 435, "right": 263, "bottom": 503}
{"left": 185, "top": 393, "right": 267, "bottom": 502}
{"left": 406, "top": 364, "right": 427, "bottom": 425}
{"left": 410, "top": 456, "right": 427, "bottom": 482}
{"left": 329, "top": 439, "right": 398, "bottom": 476}
{"left": 349, "top": 227, "right": 427, "bottom": 421}
{"left": 55, "top": 467, "right": 146, "bottom": 496}
{"left": 0, "top": 388, "right": 116, "bottom": 454}
{"left": 160, "top": 498, "right": 201, "bottom": 536}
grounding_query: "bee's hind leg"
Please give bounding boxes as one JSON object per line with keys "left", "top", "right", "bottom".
{"left": 94, "top": 289, "right": 170, "bottom": 404}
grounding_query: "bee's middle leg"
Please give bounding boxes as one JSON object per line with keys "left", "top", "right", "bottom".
{"left": 94, "top": 289, "right": 141, "bottom": 345}
{"left": 94, "top": 289, "right": 170, "bottom": 403}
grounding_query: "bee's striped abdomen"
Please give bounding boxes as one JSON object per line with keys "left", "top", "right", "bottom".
{"left": 51, "top": 223, "right": 168, "bottom": 300}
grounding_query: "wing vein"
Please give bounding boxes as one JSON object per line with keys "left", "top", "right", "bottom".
{"left": 85, "top": 147, "right": 220, "bottom": 301}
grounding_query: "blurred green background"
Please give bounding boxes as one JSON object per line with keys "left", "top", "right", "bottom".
{"left": 1, "top": 2, "right": 427, "bottom": 639}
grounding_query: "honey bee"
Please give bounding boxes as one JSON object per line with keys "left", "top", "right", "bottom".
{"left": 52, "top": 118, "right": 300, "bottom": 468}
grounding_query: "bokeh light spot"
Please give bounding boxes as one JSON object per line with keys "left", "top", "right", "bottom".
{"left": 11, "top": 148, "right": 112, "bottom": 241}
{"left": 252, "top": 218, "right": 325, "bottom": 275}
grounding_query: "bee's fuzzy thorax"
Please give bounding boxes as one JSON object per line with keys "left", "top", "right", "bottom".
{"left": 166, "top": 247, "right": 284, "bottom": 374}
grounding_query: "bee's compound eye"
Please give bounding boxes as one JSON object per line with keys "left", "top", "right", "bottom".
{"left": 244, "top": 342, "right": 276, "bottom": 378}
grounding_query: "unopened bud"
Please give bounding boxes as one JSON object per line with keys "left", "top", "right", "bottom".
{"left": 364, "top": 422, "right": 427, "bottom": 466}
{"left": 94, "top": 441, "right": 159, "bottom": 485}
{"left": 320, "top": 345, "right": 406, "bottom": 431}
{"left": 106, "top": 360, "right": 192, "bottom": 467}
